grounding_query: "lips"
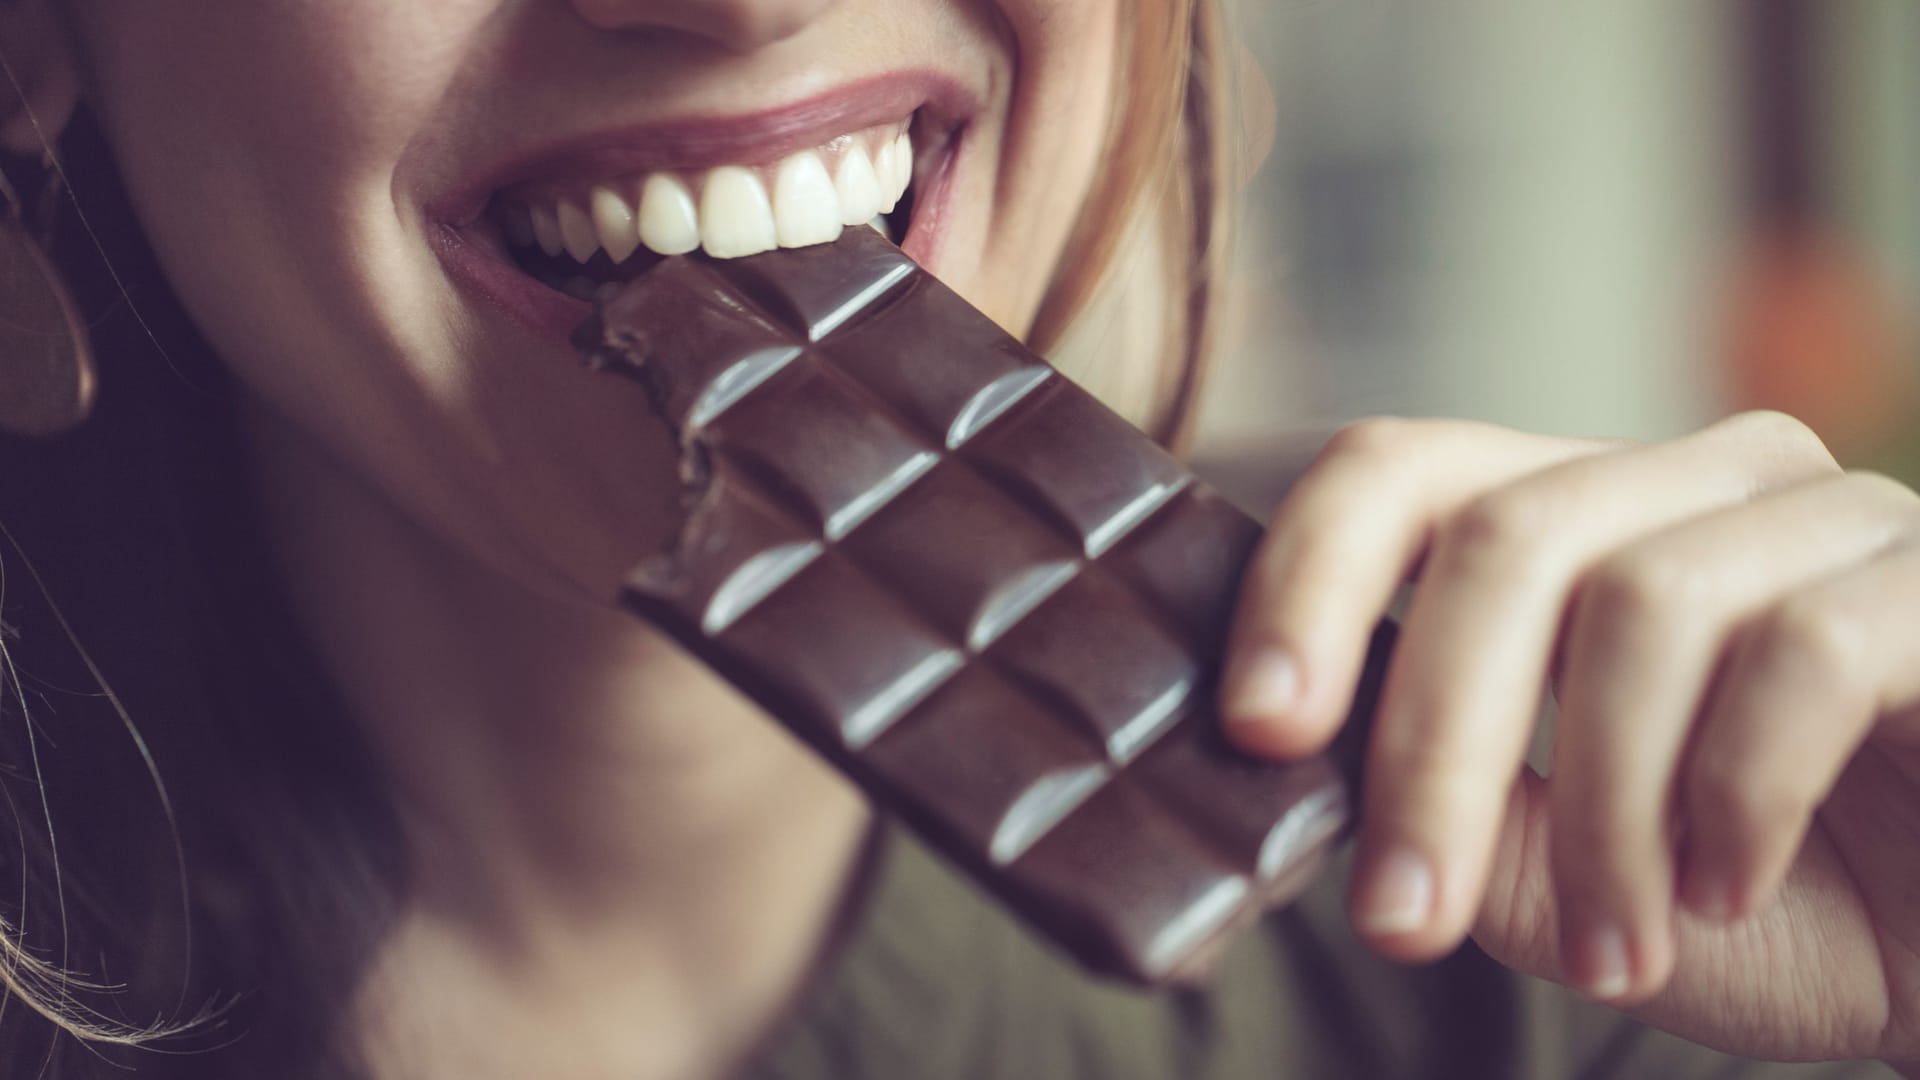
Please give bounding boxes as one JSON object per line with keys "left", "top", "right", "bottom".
{"left": 429, "top": 72, "right": 975, "bottom": 338}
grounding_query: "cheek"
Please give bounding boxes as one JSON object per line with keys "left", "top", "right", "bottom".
{"left": 966, "top": 0, "right": 1118, "bottom": 335}
{"left": 70, "top": 2, "right": 684, "bottom": 602}
{"left": 72, "top": 2, "right": 471, "bottom": 391}
{"left": 74, "top": 5, "right": 456, "bottom": 522}
{"left": 74, "top": 0, "right": 477, "bottom": 136}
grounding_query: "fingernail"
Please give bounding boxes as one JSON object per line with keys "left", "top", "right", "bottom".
{"left": 1225, "top": 646, "right": 1301, "bottom": 724}
{"left": 1575, "top": 923, "right": 1633, "bottom": 1001}
{"left": 1353, "top": 844, "right": 1433, "bottom": 935}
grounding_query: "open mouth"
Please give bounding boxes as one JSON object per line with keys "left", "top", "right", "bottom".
{"left": 455, "top": 111, "right": 951, "bottom": 311}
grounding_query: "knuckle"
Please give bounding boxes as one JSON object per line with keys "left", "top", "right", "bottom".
{"left": 1725, "top": 409, "right": 1841, "bottom": 476}
{"left": 1320, "top": 416, "right": 1419, "bottom": 464}
{"left": 1371, "top": 724, "right": 1459, "bottom": 783}
{"left": 1690, "top": 755, "right": 1811, "bottom": 846}
{"left": 1742, "top": 597, "right": 1868, "bottom": 694}
{"left": 1547, "top": 823, "right": 1660, "bottom": 915}
{"left": 1548, "top": 773, "right": 1662, "bottom": 870}
{"left": 1579, "top": 553, "right": 1714, "bottom": 637}
{"left": 1370, "top": 734, "right": 1486, "bottom": 816}
{"left": 1439, "top": 491, "right": 1564, "bottom": 579}
{"left": 1551, "top": 808, "right": 1628, "bottom": 871}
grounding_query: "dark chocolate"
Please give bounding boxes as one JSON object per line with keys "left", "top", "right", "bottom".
{"left": 577, "top": 229, "right": 1396, "bottom": 985}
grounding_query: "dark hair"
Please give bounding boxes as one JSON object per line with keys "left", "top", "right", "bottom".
{"left": 0, "top": 110, "right": 406, "bottom": 1079}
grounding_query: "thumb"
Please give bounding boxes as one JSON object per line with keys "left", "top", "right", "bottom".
{"left": 1468, "top": 768, "right": 1566, "bottom": 983}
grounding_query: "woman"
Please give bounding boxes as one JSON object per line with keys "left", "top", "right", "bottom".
{"left": 1, "top": 1, "right": 1916, "bottom": 1077}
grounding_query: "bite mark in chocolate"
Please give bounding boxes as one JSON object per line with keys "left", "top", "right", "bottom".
{"left": 575, "top": 229, "right": 1397, "bottom": 986}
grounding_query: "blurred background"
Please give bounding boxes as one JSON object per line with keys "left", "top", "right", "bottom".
{"left": 1195, "top": 0, "right": 1919, "bottom": 503}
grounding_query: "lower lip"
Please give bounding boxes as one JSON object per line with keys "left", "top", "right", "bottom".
{"left": 433, "top": 129, "right": 967, "bottom": 344}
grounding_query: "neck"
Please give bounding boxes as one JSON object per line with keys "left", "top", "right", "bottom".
{"left": 241, "top": 402, "right": 871, "bottom": 1078}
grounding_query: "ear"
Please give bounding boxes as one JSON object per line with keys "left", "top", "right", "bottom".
{"left": 0, "top": 0, "right": 82, "bottom": 155}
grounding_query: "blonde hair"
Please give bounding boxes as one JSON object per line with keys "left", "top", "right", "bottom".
{"left": 1037, "top": 0, "right": 1234, "bottom": 456}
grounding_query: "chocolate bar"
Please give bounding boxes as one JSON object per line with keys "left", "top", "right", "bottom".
{"left": 576, "top": 229, "right": 1396, "bottom": 986}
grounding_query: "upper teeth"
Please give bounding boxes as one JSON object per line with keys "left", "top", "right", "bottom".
{"left": 506, "top": 127, "right": 913, "bottom": 264}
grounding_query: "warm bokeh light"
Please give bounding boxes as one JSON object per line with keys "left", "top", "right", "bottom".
{"left": 1200, "top": 1, "right": 1919, "bottom": 494}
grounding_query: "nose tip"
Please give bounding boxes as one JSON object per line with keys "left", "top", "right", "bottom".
{"left": 569, "top": 0, "right": 837, "bottom": 51}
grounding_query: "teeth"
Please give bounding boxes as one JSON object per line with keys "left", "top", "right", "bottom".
{"left": 529, "top": 204, "right": 564, "bottom": 257}
{"left": 590, "top": 185, "right": 640, "bottom": 263}
{"left": 504, "top": 125, "right": 917, "bottom": 265}
{"left": 834, "top": 146, "right": 884, "bottom": 227}
{"left": 890, "top": 132, "right": 914, "bottom": 204}
{"left": 874, "top": 132, "right": 915, "bottom": 216}
{"left": 556, "top": 199, "right": 598, "bottom": 263}
{"left": 873, "top": 139, "right": 902, "bottom": 216}
{"left": 700, "top": 165, "right": 778, "bottom": 259}
{"left": 772, "top": 152, "right": 843, "bottom": 249}
{"left": 637, "top": 174, "right": 700, "bottom": 256}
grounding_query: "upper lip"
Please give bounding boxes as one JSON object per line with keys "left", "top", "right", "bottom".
{"left": 426, "top": 70, "right": 978, "bottom": 227}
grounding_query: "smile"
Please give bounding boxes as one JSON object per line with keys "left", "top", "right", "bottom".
{"left": 496, "top": 118, "right": 915, "bottom": 300}
{"left": 432, "top": 73, "right": 973, "bottom": 336}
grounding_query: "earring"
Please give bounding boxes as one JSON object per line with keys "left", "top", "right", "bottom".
{"left": 0, "top": 153, "right": 95, "bottom": 437}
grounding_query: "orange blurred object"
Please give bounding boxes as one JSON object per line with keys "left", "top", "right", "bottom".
{"left": 1722, "top": 227, "right": 1916, "bottom": 456}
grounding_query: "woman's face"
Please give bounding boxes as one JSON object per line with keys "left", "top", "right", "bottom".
{"left": 56, "top": 0, "right": 1119, "bottom": 599}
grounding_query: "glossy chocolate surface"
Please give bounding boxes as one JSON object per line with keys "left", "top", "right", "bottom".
{"left": 578, "top": 230, "right": 1396, "bottom": 985}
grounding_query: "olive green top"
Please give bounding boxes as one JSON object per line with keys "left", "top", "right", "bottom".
{"left": 743, "top": 825, "right": 1894, "bottom": 1080}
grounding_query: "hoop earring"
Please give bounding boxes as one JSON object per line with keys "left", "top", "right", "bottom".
{"left": 0, "top": 152, "right": 95, "bottom": 437}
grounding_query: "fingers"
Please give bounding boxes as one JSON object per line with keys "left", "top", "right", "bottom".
{"left": 1548, "top": 469, "right": 1915, "bottom": 1002}
{"left": 1223, "top": 406, "right": 1905, "bottom": 1001}
{"left": 1680, "top": 520, "right": 1920, "bottom": 925}
{"left": 1225, "top": 411, "right": 1830, "bottom": 756}
{"left": 1342, "top": 413, "right": 1839, "bottom": 961}
{"left": 1471, "top": 768, "right": 1563, "bottom": 981}
{"left": 1222, "top": 417, "right": 1611, "bottom": 758}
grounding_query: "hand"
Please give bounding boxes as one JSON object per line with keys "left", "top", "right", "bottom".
{"left": 1222, "top": 411, "right": 1920, "bottom": 1066}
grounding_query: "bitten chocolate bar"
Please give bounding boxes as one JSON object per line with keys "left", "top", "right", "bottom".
{"left": 576, "top": 229, "right": 1396, "bottom": 986}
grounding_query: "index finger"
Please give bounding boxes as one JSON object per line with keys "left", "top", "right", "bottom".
{"left": 1222, "top": 418, "right": 1610, "bottom": 758}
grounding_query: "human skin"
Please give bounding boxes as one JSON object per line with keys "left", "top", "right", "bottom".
{"left": 6, "top": 0, "right": 1920, "bottom": 1076}
{"left": 1225, "top": 414, "right": 1920, "bottom": 1067}
{"left": 8, "top": 0, "right": 1118, "bottom": 1074}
